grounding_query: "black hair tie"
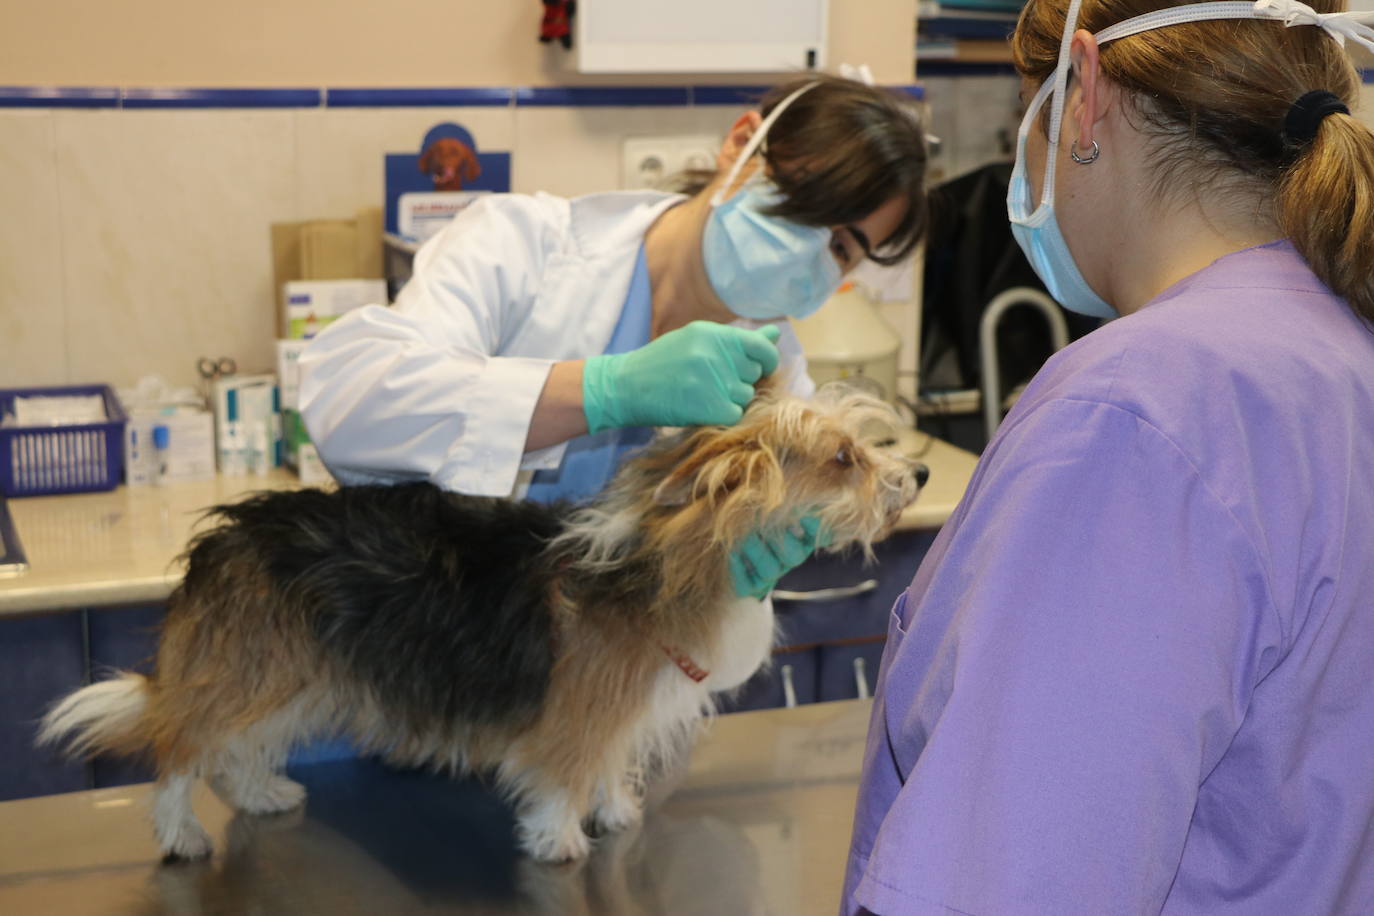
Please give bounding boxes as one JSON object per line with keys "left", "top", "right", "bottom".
{"left": 1283, "top": 90, "right": 1349, "bottom": 150}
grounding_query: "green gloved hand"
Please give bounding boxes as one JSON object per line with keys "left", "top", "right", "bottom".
{"left": 729, "top": 516, "right": 833, "bottom": 600}
{"left": 582, "top": 321, "right": 781, "bottom": 433}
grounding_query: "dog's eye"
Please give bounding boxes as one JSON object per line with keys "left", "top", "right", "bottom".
{"left": 834, "top": 446, "right": 853, "bottom": 467}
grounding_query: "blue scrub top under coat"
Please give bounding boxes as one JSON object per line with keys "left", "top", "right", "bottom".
{"left": 525, "top": 245, "right": 655, "bottom": 504}
{"left": 289, "top": 246, "right": 654, "bottom": 766}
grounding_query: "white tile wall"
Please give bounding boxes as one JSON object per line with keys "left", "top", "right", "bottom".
{"left": 922, "top": 74, "right": 1020, "bottom": 185}
{"left": 52, "top": 110, "right": 298, "bottom": 389}
{"left": 0, "top": 112, "right": 67, "bottom": 387}
{"left": 512, "top": 105, "right": 726, "bottom": 197}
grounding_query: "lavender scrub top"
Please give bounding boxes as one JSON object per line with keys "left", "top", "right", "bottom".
{"left": 843, "top": 241, "right": 1374, "bottom": 915}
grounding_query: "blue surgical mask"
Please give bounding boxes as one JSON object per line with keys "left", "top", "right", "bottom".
{"left": 1007, "top": 67, "right": 1116, "bottom": 319}
{"left": 701, "top": 82, "right": 842, "bottom": 320}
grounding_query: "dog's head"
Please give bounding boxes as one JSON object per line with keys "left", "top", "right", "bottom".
{"left": 418, "top": 137, "right": 480, "bottom": 190}
{"left": 624, "top": 382, "right": 927, "bottom": 561}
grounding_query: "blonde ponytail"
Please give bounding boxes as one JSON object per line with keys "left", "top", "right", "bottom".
{"left": 1279, "top": 113, "right": 1374, "bottom": 325}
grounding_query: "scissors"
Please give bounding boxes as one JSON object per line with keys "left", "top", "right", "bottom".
{"left": 197, "top": 356, "right": 237, "bottom": 381}
{"left": 197, "top": 356, "right": 237, "bottom": 406}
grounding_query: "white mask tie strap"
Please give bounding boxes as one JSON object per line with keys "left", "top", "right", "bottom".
{"left": 1090, "top": 0, "right": 1374, "bottom": 55}
{"left": 710, "top": 82, "right": 820, "bottom": 206}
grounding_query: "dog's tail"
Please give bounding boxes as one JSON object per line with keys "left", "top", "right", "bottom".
{"left": 38, "top": 673, "right": 150, "bottom": 760}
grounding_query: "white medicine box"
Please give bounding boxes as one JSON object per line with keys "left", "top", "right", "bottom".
{"left": 277, "top": 339, "right": 309, "bottom": 412}
{"left": 124, "top": 409, "right": 216, "bottom": 485}
{"left": 282, "top": 279, "right": 386, "bottom": 339}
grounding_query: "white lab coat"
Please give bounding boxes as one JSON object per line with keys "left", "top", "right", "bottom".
{"left": 299, "top": 190, "right": 814, "bottom": 497}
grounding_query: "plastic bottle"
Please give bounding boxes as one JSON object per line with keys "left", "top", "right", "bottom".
{"left": 152, "top": 424, "right": 170, "bottom": 486}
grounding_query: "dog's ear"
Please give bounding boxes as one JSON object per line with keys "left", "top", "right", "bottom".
{"left": 462, "top": 144, "right": 482, "bottom": 182}
{"left": 651, "top": 430, "right": 782, "bottom": 516}
{"left": 418, "top": 144, "right": 435, "bottom": 175}
{"left": 651, "top": 433, "right": 720, "bottom": 507}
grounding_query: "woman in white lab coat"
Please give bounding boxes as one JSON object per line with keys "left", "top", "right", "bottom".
{"left": 299, "top": 75, "right": 927, "bottom": 597}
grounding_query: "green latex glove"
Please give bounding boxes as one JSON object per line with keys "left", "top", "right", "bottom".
{"left": 582, "top": 321, "right": 781, "bottom": 433}
{"left": 729, "top": 516, "right": 833, "bottom": 600}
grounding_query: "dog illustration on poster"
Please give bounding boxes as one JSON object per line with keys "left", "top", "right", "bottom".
{"left": 419, "top": 124, "right": 482, "bottom": 192}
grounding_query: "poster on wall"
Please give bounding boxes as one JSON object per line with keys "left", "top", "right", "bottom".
{"left": 385, "top": 122, "right": 511, "bottom": 243}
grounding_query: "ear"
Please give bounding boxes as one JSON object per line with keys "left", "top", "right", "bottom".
{"left": 651, "top": 430, "right": 767, "bottom": 508}
{"left": 716, "top": 110, "right": 762, "bottom": 174}
{"left": 418, "top": 145, "right": 434, "bottom": 174}
{"left": 652, "top": 434, "right": 722, "bottom": 507}
{"left": 1068, "top": 29, "right": 1105, "bottom": 152}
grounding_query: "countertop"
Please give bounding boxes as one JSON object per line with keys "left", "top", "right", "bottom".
{"left": 0, "top": 432, "right": 977, "bottom": 617}
{"left": 0, "top": 698, "right": 874, "bottom": 916}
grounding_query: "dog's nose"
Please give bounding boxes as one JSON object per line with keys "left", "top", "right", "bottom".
{"left": 913, "top": 463, "right": 930, "bottom": 488}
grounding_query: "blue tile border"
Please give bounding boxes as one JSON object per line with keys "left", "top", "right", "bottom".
{"left": 0, "top": 87, "right": 118, "bottom": 108}
{"left": 691, "top": 83, "right": 925, "bottom": 104}
{"left": 690, "top": 85, "right": 771, "bottom": 106}
{"left": 513, "top": 86, "right": 691, "bottom": 107}
{"left": 0, "top": 83, "right": 929, "bottom": 110}
{"left": 326, "top": 87, "right": 514, "bottom": 107}
{"left": 120, "top": 88, "right": 322, "bottom": 109}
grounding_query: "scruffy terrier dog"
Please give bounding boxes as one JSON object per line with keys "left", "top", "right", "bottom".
{"left": 40, "top": 385, "right": 926, "bottom": 864}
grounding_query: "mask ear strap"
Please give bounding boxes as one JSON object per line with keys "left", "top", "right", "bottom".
{"left": 1039, "top": 0, "right": 1086, "bottom": 210}
{"left": 711, "top": 82, "right": 821, "bottom": 206}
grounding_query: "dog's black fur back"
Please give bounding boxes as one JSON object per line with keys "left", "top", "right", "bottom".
{"left": 182, "top": 483, "right": 571, "bottom": 733}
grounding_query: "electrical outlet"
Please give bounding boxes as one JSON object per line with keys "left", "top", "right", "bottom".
{"left": 621, "top": 135, "right": 722, "bottom": 190}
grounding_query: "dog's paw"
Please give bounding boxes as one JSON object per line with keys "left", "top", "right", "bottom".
{"left": 237, "top": 775, "right": 307, "bottom": 815}
{"left": 589, "top": 785, "right": 642, "bottom": 835}
{"left": 518, "top": 814, "right": 591, "bottom": 863}
{"left": 158, "top": 823, "right": 214, "bottom": 863}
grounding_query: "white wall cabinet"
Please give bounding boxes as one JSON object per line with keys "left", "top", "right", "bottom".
{"left": 576, "top": 0, "right": 829, "bottom": 73}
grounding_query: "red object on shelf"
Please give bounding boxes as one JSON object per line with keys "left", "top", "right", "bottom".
{"left": 539, "top": 0, "right": 575, "bottom": 50}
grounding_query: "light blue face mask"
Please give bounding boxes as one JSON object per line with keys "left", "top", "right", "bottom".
{"left": 1007, "top": 24, "right": 1116, "bottom": 320}
{"left": 702, "top": 82, "right": 843, "bottom": 321}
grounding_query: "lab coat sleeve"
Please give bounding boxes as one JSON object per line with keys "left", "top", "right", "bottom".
{"left": 846, "top": 397, "right": 1283, "bottom": 916}
{"left": 298, "top": 196, "right": 561, "bottom": 496}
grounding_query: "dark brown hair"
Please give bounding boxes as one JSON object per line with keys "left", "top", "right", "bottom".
{"left": 1013, "top": 0, "right": 1374, "bottom": 324}
{"left": 679, "top": 74, "right": 930, "bottom": 266}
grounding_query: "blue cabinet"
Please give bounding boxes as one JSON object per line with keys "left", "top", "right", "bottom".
{"left": 719, "top": 529, "right": 936, "bottom": 713}
{"left": 87, "top": 604, "right": 164, "bottom": 788}
{"left": 717, "top": 646, "right": 819, "bottom": 713}
{"left": 0, "top": 612, "right": 88, "bottom": 801}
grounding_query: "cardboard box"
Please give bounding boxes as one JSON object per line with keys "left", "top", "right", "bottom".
{"left": 282, "top": 279, "right": 386, "bottom": 339}
{"left": 270, "top": 208, "right": 384, "bottom": 335}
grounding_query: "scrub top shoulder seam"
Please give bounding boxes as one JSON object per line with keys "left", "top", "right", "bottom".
{"left": 991, "top": 393, "right": 1289, "bottom": 657}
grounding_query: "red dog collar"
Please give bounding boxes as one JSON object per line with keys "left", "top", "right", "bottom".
{"left": 661, "top": 644, "right": 709, "bottom": 683}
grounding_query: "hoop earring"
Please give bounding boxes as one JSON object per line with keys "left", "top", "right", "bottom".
{"left": 1070, "top": 139, "right": 1100, "bottom": 164}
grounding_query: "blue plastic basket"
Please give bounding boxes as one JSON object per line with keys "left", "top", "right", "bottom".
{"left": 0, "top": 385, "right": 128, "bottom": 497}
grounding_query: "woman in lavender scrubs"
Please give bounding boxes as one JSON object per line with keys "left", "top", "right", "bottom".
{"left": 845, "top": 0, "right": 1374, "bottom": 913}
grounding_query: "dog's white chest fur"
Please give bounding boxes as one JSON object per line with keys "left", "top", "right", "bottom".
{"left": 704, "top": 595, "right": 777, "bottom": 692}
